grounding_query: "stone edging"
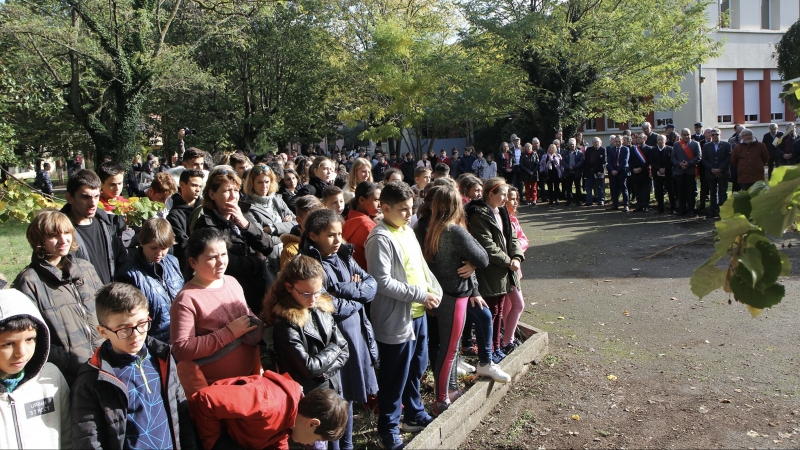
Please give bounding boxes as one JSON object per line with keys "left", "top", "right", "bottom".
{"left": 407, "top": 323, "right": 550, "bottom": 449}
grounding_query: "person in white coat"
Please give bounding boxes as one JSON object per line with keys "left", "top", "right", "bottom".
{"left": 0, "top": 288, "right": 71, "bottom": 449}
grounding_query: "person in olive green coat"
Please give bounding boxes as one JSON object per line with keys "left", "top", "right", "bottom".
{"left": 465, "top": 177, "right": 524, "bottom": 363}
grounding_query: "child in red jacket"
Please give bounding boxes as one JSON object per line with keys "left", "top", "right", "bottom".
{"left": 189, "top": 371, "right": 348, "bottom": 450}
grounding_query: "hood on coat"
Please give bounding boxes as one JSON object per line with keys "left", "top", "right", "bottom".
{"left": 280, "top": 233, "right": 301, "bottom": 247}
{"left": 270, "top": 290, "right": 334, "bottom": 329}
{"left": 0, "top": 289, "right": 51, "bottom": 389}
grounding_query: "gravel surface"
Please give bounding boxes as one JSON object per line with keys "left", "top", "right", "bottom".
{"left": 464, "top": 205, "right": 800, "bottom": 449}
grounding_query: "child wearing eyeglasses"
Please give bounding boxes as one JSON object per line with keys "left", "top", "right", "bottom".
{"left": 262, "top": 255, "right": 349, "bottom": 450}
{"left": 72, "top": 282, "right": 196, "bottom": 449}
{"left": 299, "top": 209, "right": 378, "bottom": 450}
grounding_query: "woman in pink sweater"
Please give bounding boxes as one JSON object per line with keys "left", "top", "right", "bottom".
{"left": 170, "top": 227, "right": 262, "bottom": 396}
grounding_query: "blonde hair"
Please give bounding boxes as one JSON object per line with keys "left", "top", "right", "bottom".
{"left": 202, "top": 166, "right": 241, "bottom": 210}
{"left": 347, "top": 158, "right": 373, "bottom": 191}
{"left": 243, "top": 165, "right": 279, "bottom": 196}
{"left": 547, "top": 144, "right": 558, "bottom": 154}
{"left": 26, "top": 210, "right": 79, "bottom": 258}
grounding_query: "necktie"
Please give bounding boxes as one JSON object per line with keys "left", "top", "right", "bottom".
{"left": 616, "top": 147, "right": 620, "bottom": 167}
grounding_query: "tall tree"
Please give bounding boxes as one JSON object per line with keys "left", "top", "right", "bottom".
{"left": 461, "top": 0, "right": 722, "bottom": 140}
{"left": 0, "top": 0, "right": 270, "bottom": 165}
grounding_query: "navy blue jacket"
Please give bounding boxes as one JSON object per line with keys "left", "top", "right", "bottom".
{"left": 116, "top": 251, "right": 185, "bottom": 343}
{"left": 628, "top": 144, "right": 650, "bottom": 182}
{"left": 561, "top": 149, "right": 585, "bottom": 177}
{"left": 583, "top": 145, "right": 606, "bottom": 178}
{"left": 606, "top": 145, "right": 630, "bottom": 177}
{"left": 701, "top": 141, "right": 732, "bottom": 180}
{"left": 300, "top": 241, "right": 379, "bottom": 366}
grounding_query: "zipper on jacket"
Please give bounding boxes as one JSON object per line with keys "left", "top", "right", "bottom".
{"left": 134, "top": 355, "right": 152, "bottom": 394}
{"left": 69, "top": 281, "right": 94, "bottom": 342}
{"left": 10, "top": 399, "right": 23, "bottom": 449}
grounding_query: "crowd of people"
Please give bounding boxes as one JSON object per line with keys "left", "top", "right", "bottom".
{"left": 488, "top": 121, "right": 797, "bottom": 218}
{"left": 2, "top": 131, "right": 534, "bottom": 450}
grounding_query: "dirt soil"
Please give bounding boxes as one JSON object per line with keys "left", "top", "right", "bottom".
{"left": 463, "top": 205, "right": 800, "bottom": 450}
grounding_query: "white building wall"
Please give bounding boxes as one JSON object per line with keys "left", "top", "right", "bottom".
{"left": 583, "top": 0, "right": 799, "bottom": 144}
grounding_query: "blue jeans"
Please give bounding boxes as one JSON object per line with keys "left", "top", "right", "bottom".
{"left": 376, "top": 316, "right": 428, "bottom": 438}
{"left": 584, "top": 176, "right": 605, "bottom": 205}
{"left": 461, "top": 301, "right": 493, "bottom": 365}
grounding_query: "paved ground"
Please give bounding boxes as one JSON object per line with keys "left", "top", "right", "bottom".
{"left": 464, "top": 204, "right": 800, "bottom": 449}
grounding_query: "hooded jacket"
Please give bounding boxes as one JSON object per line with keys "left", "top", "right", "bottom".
{"left": 115, "top": 250, "right": 185, "bottom": 343}
{"left": 0, "top": 289, "right": 71, "bottom": 449}
{"left": 364, "top": 221, "right": 443, "bottom": 345}
{"left": 71, "top": 337, "right": 196, "bottom": 449}
{"left": 300, "top": 241, "right": 379, "bottom": 402}
{"left": 279, "top": 226, "right": 302, "bottom": 270}
{"left": 270, "top": 292, "right": 349, "bottom": 395}
{"left": 465, "top": 199, "right": 524, "bottom": 297}
{"left": 13, "top": 254, "right": 105, "bottom": 386}
{"left": 189, "top": 370, "right": 302, "bottom": 450}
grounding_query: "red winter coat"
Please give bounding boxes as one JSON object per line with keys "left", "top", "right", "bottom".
{"left": 189, "top": 371, "right": 303, "bottom": 450}
{"left": 343, "top": 209, "right": 376, "bottom": 271}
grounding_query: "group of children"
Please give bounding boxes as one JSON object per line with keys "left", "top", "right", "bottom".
{"left": 1, "top": 152, "right": 530, "bottom": 450}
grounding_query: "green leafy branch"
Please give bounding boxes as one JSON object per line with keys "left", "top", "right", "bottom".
{"left": 0, "top": 180, "right": 64, "bottom": 224}
{"left": 690, "top": 166, "right": 799, "bottom": 316}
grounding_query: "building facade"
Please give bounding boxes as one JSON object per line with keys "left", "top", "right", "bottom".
{"left": 582, "top": 0, "right": 799, "bottom": 143}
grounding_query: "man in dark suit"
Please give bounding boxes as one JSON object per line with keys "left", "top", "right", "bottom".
{"left": 695, "top": 127, "right": 712, "bottom": 214}
{"left": 642, "top": 122, "right": 659, "bottom": 147}
{"left": 607, "top": 135, "right": 630, "bottom": 211}
{"left": 701, "top": 128, "right": 731, "bottom": 218}
{"left": 629, "top": 133, "right": 651, "bottom": 212}
{"left": 561, "top": 138, "right": 584, "bottom": 205}
{"left": 649, "top": 134, "right": 675, "bottom": 214}
{"left": 763, "top": 123, "right": 783, "bottom": 178}
{"left": 583, "top": 137, "right": 606, "bottom": 206}
{"left": 671, "top": 128, "right": 702, "bottom": 217}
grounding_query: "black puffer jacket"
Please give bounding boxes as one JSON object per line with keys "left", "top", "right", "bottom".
{"left": 270, "top": 292, "right": 349, "bottom": 395}
{"left": 520, "top": 151, "right": 540, "bottom": 182}
{"left": 166, "top": 193, "right": 200, "bottom": 274}
{"left": 194, "top": 206, "right": 273, "bottom": 314}
{"left": 13, "top": 254, "right": 105, "bottom": 385}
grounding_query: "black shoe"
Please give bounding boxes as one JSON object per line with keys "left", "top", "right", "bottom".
{"left": 642, "top": 208, "right": 649, "bottom": 213}
{"left": 669, "top": 209, "right": 677, "bottom": 215}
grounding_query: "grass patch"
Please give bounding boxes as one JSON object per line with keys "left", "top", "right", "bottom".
{"left": 0, "top": 221, "right": 31, "bottom": 282}
{"left": 507, "top": 409, "right": 534, "bottom": 442}
{"left": 543, "top": 354, "right": 562, "bottom": 367}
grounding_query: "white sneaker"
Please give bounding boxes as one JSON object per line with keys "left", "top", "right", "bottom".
{"left": 476, "top": 362, "right": 511, "bottom": 383}
{"left": 457, "top": 357, "right": 476, "bottom": 374}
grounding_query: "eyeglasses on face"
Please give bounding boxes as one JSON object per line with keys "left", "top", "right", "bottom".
{"left": 292, "top": 286, "right": 326, "bottom": 300}
{"left": 103, "top": 318, "right": 152, "bottom": 339}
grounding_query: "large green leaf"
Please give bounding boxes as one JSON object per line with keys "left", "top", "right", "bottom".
{"left": 768, "top": 165, "right": 800, "bottom": 186}
{"left": 749, "top": 177, "right": 800, "bottom": 236}
{"left": 737, "top": 247, "right": 764, "bottom": 288}
{"left": 715, "top": 214, "right": 758, "bottom": 249}
{"left": 753, "top": 240, "right": 783, "bottom": 290}
{"left": 730, "top": 272, "right": 785, "bottom": 309}
{"left": 690, "top": 262, "right": 727, "bottom": 299}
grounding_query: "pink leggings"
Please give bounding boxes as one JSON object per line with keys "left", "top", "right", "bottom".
{"left": 501, "top": 287, "right": 524, "bottom": 346}
{"left": 435, "top": 296, "right": 468, "bottom": 402}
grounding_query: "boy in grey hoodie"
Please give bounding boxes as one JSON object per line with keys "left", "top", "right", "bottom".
{"left": 364, "top": 181, "right": 442, "bottom": 450}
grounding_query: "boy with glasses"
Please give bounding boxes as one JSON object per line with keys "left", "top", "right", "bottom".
{"left": 72, "top": 282, "right": 195, "bottom": 449}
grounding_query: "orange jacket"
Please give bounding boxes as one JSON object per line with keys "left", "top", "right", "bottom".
{"left": 189, "top": 370, "right": 302, "bottom": 450}
{"left": 342, "top": 209, "right": 376, "bottom": 271}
